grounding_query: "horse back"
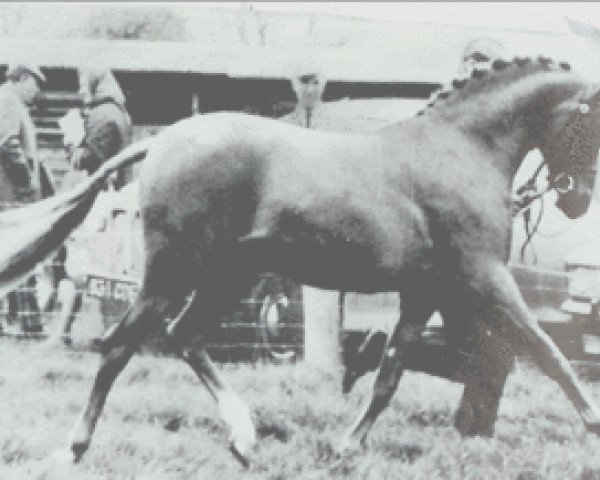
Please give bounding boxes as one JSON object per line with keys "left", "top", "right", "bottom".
{"left": 137, "top": 112, "right": 378, "bottom": 232}
{"left": 136, "top": 113, "right": 433, "bottom": 285}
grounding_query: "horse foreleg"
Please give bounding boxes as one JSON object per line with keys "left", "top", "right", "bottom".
{"left": 165, "top": 290, "right": 256, "bottom": 468}
{"left": 469, "top": 260, "right": 600, "bottom": 433}
{"left": 339, "top": 293, "right": 434, "bottom": 452}
{"left": 68, "top": 293, "right": 170, "bottom": 462}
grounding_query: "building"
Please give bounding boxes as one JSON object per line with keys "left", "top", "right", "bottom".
{"left": 1, "top": 22, "right": 597, "bottom": 356}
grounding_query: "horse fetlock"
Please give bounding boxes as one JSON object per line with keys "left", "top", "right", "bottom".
{"left": 69, "top": 417, "right": 92, "bottom": 463}
{"left": 582, "top": 406, "right": 600, "bottom": 435}
{"left": 229, "top": 442, "right": 251, "bottom": 469}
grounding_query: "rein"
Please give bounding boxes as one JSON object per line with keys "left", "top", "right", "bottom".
{"left": 514, "top": 160, "right": 575, "bottom": 263}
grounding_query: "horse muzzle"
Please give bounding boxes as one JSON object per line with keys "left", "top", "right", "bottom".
{"left": 551, "top": 172, "right": 594, "bottom": 219}
{"left": 555, "top": 188, "right": 592, "bottom": 219}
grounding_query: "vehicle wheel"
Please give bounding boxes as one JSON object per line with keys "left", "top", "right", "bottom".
{"left": 258, "top": 292, "right": 296, "bottom": 361}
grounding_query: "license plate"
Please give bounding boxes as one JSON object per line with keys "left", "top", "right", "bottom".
{"left": 86, "top": 274, "right": 140, "bottom": 303}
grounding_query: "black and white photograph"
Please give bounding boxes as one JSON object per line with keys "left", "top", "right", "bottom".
{"left": 2, "top": 2, "right": 600, "bottom": 478}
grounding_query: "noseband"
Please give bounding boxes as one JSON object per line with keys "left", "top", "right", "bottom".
{"left": 513, "top": 159, "right": 580, "bottom": 215}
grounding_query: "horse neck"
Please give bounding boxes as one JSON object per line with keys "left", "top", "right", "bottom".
{"left": 431, "top": 72, "right": 586, "bottom": 181}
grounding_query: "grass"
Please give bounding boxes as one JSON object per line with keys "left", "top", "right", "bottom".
{"left": 2, "top": 337, "right": 600, "bottom": 479}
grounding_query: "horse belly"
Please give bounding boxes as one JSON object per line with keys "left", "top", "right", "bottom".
{"left": 256, "top": 221, "right": 431, "bottom": 293}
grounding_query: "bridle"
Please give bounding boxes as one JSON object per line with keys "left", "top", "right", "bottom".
{"left": 514, "top": 159, "right": 579, "bottom": 263}
{"left": 513, "top": 160, "right": 577, "bottom": 215}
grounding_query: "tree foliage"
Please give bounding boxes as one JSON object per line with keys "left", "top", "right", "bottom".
{"left": 0, "top": 5, "right": 25, "bottom": 36}
{"left": 83, "top": 7, "right": 188, "bottom": 41}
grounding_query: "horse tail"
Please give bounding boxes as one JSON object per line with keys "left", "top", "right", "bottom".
{"left": 0, "top": 138, "right": 152, "bottom": 297}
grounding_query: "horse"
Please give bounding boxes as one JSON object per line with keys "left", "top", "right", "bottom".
{"left": 54, "top": 54, "right": 600, "bottom": 466}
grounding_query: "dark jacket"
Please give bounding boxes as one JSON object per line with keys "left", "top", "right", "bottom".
{"left": 78, "top": 97, "right": 132, "bottom": 179}
{"left": 0, "top": 86, "right": 41, "bottom": 206}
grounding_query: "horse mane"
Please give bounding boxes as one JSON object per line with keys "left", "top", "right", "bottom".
{"left": 416, "top": 53, "right": 573, "bottom": 116}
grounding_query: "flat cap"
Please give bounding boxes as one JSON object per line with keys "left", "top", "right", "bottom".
{"left": 6, "top": 63, "right": 46, "bottom": 83}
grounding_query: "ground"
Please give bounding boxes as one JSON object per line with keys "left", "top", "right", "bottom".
{"left": 2, "top": 335, "right": 600, "bottom": 480}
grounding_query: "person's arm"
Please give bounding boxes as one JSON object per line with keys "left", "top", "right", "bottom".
{"left": 0, "top": 115, "right": 18, "bottom": 147}
{"left": 71, "top": 108, "right": 121, "bottom": 174}
{"left": 18, "top": 107, "right": 38, "bottom": 171}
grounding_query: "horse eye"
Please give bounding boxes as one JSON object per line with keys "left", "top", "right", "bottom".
{"left": 579, "top": 103, "right": 590, "bottom": 115}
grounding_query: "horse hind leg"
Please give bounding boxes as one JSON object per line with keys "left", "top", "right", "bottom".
{"left": 164, "top": 278, "right": 258, "bottom": 468}
{"left": 339, "top": 288, "right": 435, "bottom": 452}
{"left": 68, "top": 289, "right": 172, "bottom": 462}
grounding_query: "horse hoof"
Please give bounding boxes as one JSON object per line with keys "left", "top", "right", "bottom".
{"left": 70, "top": 440, "right": 89, "bottom": 463}
{"left": 336, "top": 435, "right": 366, "bottom": 458}
{"left": 229, "top": 441, "right": 251, "bottom": 469}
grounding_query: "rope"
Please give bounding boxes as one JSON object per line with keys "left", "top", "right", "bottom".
{"left": 519, "top": 195, "right": 545, "bottom": 264}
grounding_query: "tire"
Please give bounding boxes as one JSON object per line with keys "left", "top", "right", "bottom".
{"left": 252, "top": 274, "right": 300, "bottom": 361}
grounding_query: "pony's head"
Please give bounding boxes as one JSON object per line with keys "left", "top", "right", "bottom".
{"left": 540, "top": 85, "right": 600, "bottom": 219}
{"left": 418, "top": 51, "right": 600, "bottom": 220}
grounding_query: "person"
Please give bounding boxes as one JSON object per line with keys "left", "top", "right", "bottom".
{"left": 458, "top": 36, "right": 507, "bottom": 77}
{"left": 281, "top": 67, "right": 327, "bottom": 128}
{"left": 70, "top": 67, "right": 132, "bottom": 189}
{"left": 278, "top": 65, "right": 348, "bottom": 368}
{"left": 0, "top": 62, "right": 45, "bottom": 205}
{"left": 38, "top": 245, "right": 83, "bottom": 346}
{"left": 43, "top": 186, "right": 140, "bottom": 347}
{"left": 50, "top": 68, "right": 132, "bottom": 343}
{"left": 0, "top": 63, "right": 48, "bottom": 333}
{"left": 246, "top": 66, "right": 332, "bottom": 362}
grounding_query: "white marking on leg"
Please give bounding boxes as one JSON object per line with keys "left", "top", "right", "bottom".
{"left": 217, "top": 389, "right": 256, "bottom": 456}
